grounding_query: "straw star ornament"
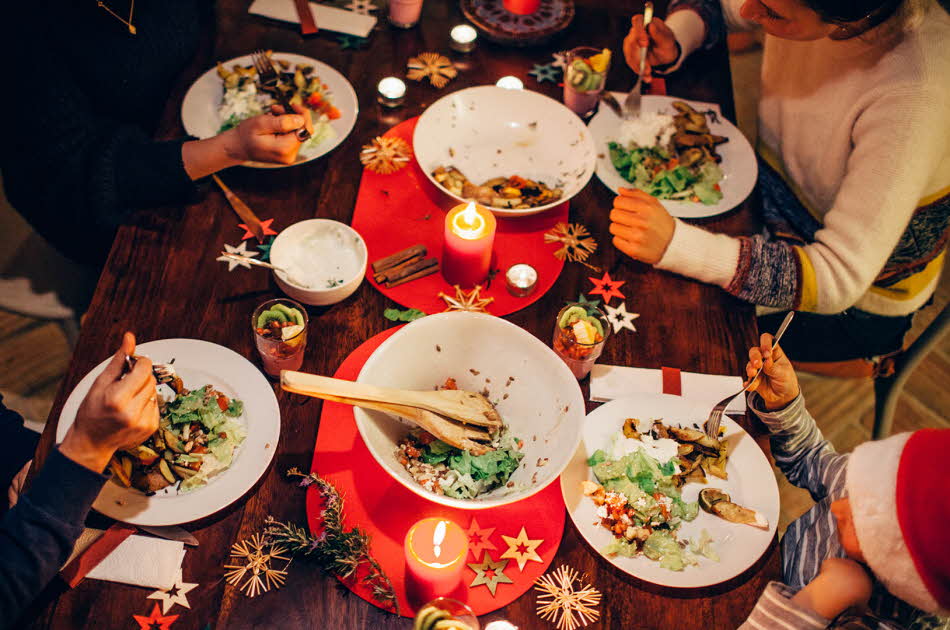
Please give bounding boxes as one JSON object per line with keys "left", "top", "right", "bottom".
{"left": 407, "top": 53, "right": 458, "bottom": 89}
{"left": 360, "top": 136, "right": 413, "bottom": 174}
{"left": 544, "top": 222, "right": 598, "bottom": 264}
{"left": 535, "top": 565, "right": 602, "bottom": 630}
{"left": 224, "top": 533, "right": 291, "bottom": 598}
{"left": 439, "top": 285, "right": 494, "bottom": 313}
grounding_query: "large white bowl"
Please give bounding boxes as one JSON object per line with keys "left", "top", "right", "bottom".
{"left": 355, "top": 312, "right": 585, "bottom": 509}
{"left": 413, "top": 85, "right": 597, "bottom": 217}
{"left": 269, "top": 219, "right": 367, "bottom": 306}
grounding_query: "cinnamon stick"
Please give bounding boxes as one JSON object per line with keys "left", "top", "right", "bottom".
{"left": 371, "top": 244, "right": 427, "bottom": 274}
{"left": 379, "top": 257, "right": 438, "bottom": 285}
{"left": 386, "top": 262, "right": 440, "bottom": 288}
{"left": 373, "top": 253, "right": 424, "bottom": 283}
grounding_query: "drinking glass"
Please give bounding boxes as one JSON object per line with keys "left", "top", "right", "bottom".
{"left": 413, "top": 598, "right": 479, "bottom": 630}
{"left": 563, "top": 46, "right": 611, "bottom": 118}
{"left": 251, "top": 298, "right": 308, "bottom": 377}
{"left": 552, "top": 304, "right": 610, "bottom": 379}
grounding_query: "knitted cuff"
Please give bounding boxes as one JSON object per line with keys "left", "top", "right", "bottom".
{"left": 658, "top": 9, "right": 706, "bottom": 75}
{"left": 655, "top": 218, "right": 741, "bottom": 288}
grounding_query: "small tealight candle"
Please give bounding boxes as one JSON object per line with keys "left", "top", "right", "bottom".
{"left": 505, "top": 263, "right": 538, "bottom": 297}
{"left": 377, "top": 77, "right": 407, "bottom": 108}
{"left": 404, "top": 518, "right": 469, "bottom": 601}
{"left": 449, "top": 24, "right": 478, "bottom": 53}
{"left": 495, "top": 75, "right": 524, "bottom": 90}
{"left": 442, "top": 202, "right": 497, "bottom": 287}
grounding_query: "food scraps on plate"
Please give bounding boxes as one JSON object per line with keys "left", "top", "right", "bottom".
{"left": 432, "top": 166, "right": 563, "bottom": 210}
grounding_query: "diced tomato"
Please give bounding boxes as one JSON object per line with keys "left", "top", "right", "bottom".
{"left": 307, "top": 92, "right": 323, "bottom": 107}
{"left": 217, "top": 395, "right": 230, "bottom": 412}
{"left": 192, "top": 444, "right": 208, "bottom": 454}
{"left": 666, "top": 159, "right": 679, "bottom": 169}
{"left": 418, "top": 432, "right": 436, "bottom": 445}
{"left": 713, "top": 184, "right": 721, "bottom": 191}
{"left": 443, "top": 377, "right": 458, "bottom": 390}
{"left": 218, "top": 432, "right": 228, "bottom": 439}
{"left": 508, "top": 175, "right": 528, "bottom": 188}
{"left": 326, "top": 106, "right": 341, "bottom": 120}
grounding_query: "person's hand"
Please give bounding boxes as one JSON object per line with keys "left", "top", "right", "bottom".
{"left": 745, "top": 332, "right": 800, "bottom": 410}
{"left": 59, "top": 332, "right": 160, "bottom": 473}
{"left": 791, "top": 557, "right": 872, "bottom": 619}
{"left": 223, "top": 103, "right": 314, "bottom": 165}
{"left": 609, "top": 188, "right": 675, "bottom": 264}
{"left": 623, "top": 15, "right": 680, "bottom": 83}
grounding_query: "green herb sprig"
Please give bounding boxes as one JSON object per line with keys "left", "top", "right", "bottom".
{"left": 264, "top": 468, "right": 399, "bottom": 614}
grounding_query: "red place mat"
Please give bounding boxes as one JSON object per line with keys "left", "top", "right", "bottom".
{"left": 308, "top": 327, "right": 565, "bottom": 617}
{"left": 351, "top": 118, "right": 568, "bottom": 316}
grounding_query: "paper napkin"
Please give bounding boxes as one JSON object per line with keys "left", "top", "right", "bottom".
{"left": 590, "top": 364, "right": 746, "bottom": 414}
{"left": 249, "top": 0, "right": 377, "bottom": 37}
{"left": 64, "top": 528, "right": 186, "bottom": 590}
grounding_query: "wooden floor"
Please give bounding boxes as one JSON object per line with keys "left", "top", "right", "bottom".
{"left": 0, "top": 44, "right": 946, "bottom": 536}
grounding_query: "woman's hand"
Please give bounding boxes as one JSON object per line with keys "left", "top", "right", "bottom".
{"left": 623, "top": 15, "right": 680, "bottom": 82}
{"left": 609, "top": 188, "right": 675, "bottom": 264}
{"left": 226, "top": 103, "right": 314, "bottom": 165}
{"left": 745, "top": 332, "right": 800, "bottom": 410}
{"left": 59, "top": 332, "right": 160, "bottom": 473}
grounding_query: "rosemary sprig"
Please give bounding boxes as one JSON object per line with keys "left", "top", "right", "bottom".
{"left": 263, "top": 468, "right": 399, "bottom": 614}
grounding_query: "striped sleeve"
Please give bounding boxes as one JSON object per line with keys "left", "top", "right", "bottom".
{"left": 739, "top": 582, "right": 830, "bottom": 630}
{"left": 749, "top": 393, "right": 849, "bottom": 502}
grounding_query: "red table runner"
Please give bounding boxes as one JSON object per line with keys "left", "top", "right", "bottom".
{"left": 351, "top": 118, "right": 568, "bottom": 316}
{"left": 308, "top": 327, "right": 565, "bottom": 617}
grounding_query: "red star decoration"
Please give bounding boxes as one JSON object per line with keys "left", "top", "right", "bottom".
{"left": 588, "top": 272, "right": 626, "bottom": 304}
{"left": 238, "top": 218, "right": 278, "bottom": 241}
{"left": 133, "top": 603, "right": 178, "bottom": 630}
{"left": 465, "top": 517, "right": 497, "bottom": 560}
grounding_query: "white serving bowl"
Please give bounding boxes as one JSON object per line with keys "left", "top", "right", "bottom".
{"left": 413, "top": 85, "right": 597, "bottom": 218}
{"left": 355, "top": 312, "right": 585, "bottom": 509}
{"left": 269, "top": 219, "right": 367, "bottom": 306}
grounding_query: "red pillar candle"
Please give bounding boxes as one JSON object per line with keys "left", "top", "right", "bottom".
{"left": 404, "top": 518, "right": 469, "bottom": 601}
{"left": 442, "top": 202, "right": 497, "bottom": 288}
{"left": 503, "top": 0, "right": 541, "bottom": 15}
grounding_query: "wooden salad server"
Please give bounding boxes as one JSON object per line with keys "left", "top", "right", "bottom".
{"left": 280, "top": 371, "right": 503, "bottom": 430}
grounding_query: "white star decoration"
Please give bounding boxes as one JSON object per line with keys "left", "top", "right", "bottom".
{"left": 551, "top": 51, "right": 567, "bottom": 69}
{"left": 146, "top": 569, "right": 197, "bottom": 614}
{"left": 217, "top": 241, "right": 259, "bottom": 271}
{"left": 604, "top": 301, "right": 640, "bottom": 333}
{"left": 344, "top": 0, "right": 377, "bottom": 14}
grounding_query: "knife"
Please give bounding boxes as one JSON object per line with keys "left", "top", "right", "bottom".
{"left": 138, "top": 525, "right": 200, "bottom": 547}
{"left": 212, "top": 174, "right": 265, "bottom": 243}
{"left": 293, "top": 0, "right": 319, "bottom": 34}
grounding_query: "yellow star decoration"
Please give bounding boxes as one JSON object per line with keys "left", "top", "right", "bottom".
{"left": 499, "top": 526, "right": 543, "bottom": 571}
{"left": 224, "top": 533, "right": 291, "bottom": 598}
{"left": 407, "top": 53, "right": 458, "bottom": 89}
{"left": 359, "top": 136, "right": 413, "bottom": 175}
{"left": 535, "top": 565, "right": 601, "bottom": 630}
{"left": 438, "top": 284, "right": 494, "bottom": 313}
{"left": 468, "top": 552, "right": 514, "bottom": 597}
{"left": 544, "top": 222, "right": 598, "bottom": 264}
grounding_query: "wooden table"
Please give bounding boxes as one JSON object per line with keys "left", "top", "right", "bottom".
{"left": 29, "top": 1, "right": 778, "bottom": 628}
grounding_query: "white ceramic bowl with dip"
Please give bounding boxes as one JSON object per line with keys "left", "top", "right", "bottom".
{"left": 355, "top": 311, "right": 585, "bottom": 509}
{"left": 269, "top": 219, "right": 368, "bottom": 306}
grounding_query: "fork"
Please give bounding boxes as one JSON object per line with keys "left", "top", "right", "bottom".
{"left": 250, "top": 49, "right": 310, "bottom": 142}
{"left": 622, "top": 2, "right": 654, "bottom": 120}
{"left": 702, "top": 311, "right": 795, "bottom": 438}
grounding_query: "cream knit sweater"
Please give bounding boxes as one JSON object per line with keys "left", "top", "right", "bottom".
{"left": 656, "top": 0, "right": 950, "bottom": 316}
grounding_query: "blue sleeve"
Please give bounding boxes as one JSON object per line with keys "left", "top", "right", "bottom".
{"left": 0, "top": 449, "right": 107, "bottom": 621}
{"left": 748, "top": 392, "right": 849, "bottom": 502}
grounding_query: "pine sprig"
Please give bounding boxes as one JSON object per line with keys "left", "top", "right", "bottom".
{"left": 263, "top": 468, "right": 399, "bottom": 614}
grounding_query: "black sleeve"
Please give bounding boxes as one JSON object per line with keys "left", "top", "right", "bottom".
{"left": 0, "top": 396, "right": 39, "bottom": 496}
{"left": 0, "top": 449, "right": 107, "bottom": 622}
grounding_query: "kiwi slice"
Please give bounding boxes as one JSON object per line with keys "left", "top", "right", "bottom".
{"left": 434, "top": 621, "right": 472, "bottom": 630}
{"left": 559, "top": 306, "right": 588, "bottom": 329}
{"left": 256, "top": 309, "right": 288, "bottom": 328}
{"left": 272, "top": 303, "right": 304, "bottom": 325}
{"left": 413, "top": 606, "right": 450, "bottom": 630}
{"left": 590, "top": 316, "right": 605, "bottom": 338}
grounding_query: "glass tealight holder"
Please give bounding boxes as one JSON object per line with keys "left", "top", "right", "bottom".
{"left": 449, "top": 24, "right": 478, "bottom": 53}
{"left": 377, "top": 77, "right": 406, "bottom": 108}
{"left": 414, "top": 598, "right": 479, "bottom": 630}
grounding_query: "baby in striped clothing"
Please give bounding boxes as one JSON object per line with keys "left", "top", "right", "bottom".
{"left": 739, "top": 334, "right": 948, "bottom": 629}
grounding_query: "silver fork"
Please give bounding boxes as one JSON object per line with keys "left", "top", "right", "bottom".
{"left": 703, "top": 311, "right": 795, "bottom": 438}
{"left": 250, "top": 49, "right": 310, "bottom": 142}
{"left": 622, "top": 2, "right": 654, "bottom": 120}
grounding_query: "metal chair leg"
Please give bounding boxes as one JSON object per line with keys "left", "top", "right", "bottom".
{"left": 872, "top": 302, "right": 950, "bottom": 440}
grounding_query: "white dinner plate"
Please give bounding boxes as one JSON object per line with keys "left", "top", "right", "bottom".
{"left": 560, "top": 393, "right": 779, "bottom": 588}
{"left": 588, "top": 94, "right": 757, "bottom": 219}
{"left": 181, "top": 53, "right": 358, "bottom": 169}
{"left": 57, "top": 339, "right": 281, "bottom": 526}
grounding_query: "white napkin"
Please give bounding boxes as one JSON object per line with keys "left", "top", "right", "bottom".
{"left": 589, "top": 364, "right": 746, "bottom": 414}
{"left": 64, "top": 529, "right": 186, "bottom": 590}
{"left": 249, "top": 0, "right": 377, "bottom": 37}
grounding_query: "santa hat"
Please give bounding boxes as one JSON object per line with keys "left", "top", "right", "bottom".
{"left": 846, "top": 429, "right": 950, "bottom": 615}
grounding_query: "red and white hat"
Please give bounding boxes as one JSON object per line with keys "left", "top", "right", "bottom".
{"left": 846, "top": 429, "right": 950, "bottom": 615}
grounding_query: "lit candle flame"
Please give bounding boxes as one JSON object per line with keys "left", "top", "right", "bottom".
{"left": 432, "top": 520, "right": 448, "bottom": 559}
{"left": 452, "top": 202, "right": 486, "bottom": 239}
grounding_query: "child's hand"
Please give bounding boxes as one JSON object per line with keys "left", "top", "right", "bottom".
{"left": 791, "top": 558, "right": 873, "bottom": 619}
{"left": 745, "top": 332, "right": 799, "bottom": 410}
